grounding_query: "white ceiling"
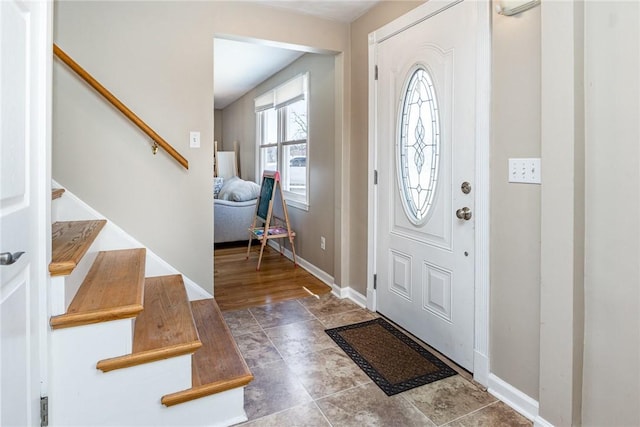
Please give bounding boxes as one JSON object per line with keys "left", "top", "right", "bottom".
{"left": 213, "top": 1, "right": 380, "bottom": 109}
{"left": 214, "top": 38, "right": 304, "bottom": 109}
{"left": 255, "top": 0, "right": 380, "bottom": 23}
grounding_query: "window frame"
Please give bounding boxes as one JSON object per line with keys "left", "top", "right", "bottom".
{"left": 396, "top": 65, "right": 440, "bottom": 225}
{"left": 255, "top": 73, "right": 309, "bottom": 210}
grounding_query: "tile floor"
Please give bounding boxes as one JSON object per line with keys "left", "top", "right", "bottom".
{"left": 222, "top": 294, "right": 532, "bottom": 427}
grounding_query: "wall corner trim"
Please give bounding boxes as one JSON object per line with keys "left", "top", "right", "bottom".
{"left": 473, "top": 351, "right": 489, "bottom": 387}
{"left": 331, "top": 284, "right": 367, "bottom": 308}
{"left": 488, "top": 373, "right": 540, "bottom": 422}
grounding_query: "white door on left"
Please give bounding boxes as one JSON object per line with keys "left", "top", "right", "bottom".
{"left": 0, "top": 0, "right": 51, "bottom": 425}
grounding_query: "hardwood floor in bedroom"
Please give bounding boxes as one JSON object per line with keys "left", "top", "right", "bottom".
{"left": 214, "top": 243, "right": 332, "bottom": 311}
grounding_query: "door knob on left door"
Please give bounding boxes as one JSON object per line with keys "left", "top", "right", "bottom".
{"left": 456, "top": 207, "right": 472, "bottom": 220}
{"left": 0, "top": 251, "right": 25, "bottom": 265}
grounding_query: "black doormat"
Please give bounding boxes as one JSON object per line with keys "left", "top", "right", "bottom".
{"left": 325, "top": 317, "right": 457, "bottom": 396}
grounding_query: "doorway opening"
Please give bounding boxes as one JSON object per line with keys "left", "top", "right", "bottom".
{"left": 212, "top": 36, "right": 341, "bottom": 309}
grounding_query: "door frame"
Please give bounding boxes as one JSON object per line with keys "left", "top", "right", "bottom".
{"left": 366, "top": 0, "right": 491, "bottom": 386}
{"left": 39, "top": 0, "right": 54, "bottom": 401}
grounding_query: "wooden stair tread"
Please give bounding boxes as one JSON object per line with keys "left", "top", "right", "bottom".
{"left": 52, "top": 188, "right": 65, "bottom": 200}
{"left": 96, "top": 275, "right": 202, "bottom": 372}
{"left": 190, "top": 299, "right": 251, "bottom": 386}
{"left": 161, "top": 299, "right": 253, "bottom": 407}
{"left": 50, "top": 220, "right": 107, "bottom": 276}
{"left": 50, "top": 248, "right": 146, "bottom": 329}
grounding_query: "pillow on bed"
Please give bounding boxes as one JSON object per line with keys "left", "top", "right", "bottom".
{"left": 218, "top": 176, "right": 261, "bottom": 202}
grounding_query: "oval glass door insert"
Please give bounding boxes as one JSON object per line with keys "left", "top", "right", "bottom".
{"left": 397, "top": 67, "right": 440, "bottom": 225}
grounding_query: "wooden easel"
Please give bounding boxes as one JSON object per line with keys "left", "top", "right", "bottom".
{"left": 246, "top": 170, "right": 297, "bottom": 270}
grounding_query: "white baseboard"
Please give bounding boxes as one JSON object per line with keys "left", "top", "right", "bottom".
{"left": 488, "top": 374, "right": 539, "bottom": 421}
{"left": 265, "top": 240, "right": 334, "bottom": 288}
{"left": 266, "top": 241, "right": 367, "bottom": 308}
{"left": 332, "top": 284, "right": 367, "bottom": 308}
{"left": 52, "top": 180, "right": 212, "bottom": 301}
{"left": 534, "top": 415, "right": 554, "bottom": 427}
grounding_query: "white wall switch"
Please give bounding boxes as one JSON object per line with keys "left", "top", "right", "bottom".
{"left": 190, "top": 131, "right": 200, "bottom": 148}
{"left": 508, "top": 158, "right": 541, "bottom": 184}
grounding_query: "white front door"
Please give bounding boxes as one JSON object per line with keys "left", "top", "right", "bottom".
{"left": 0, "top": 0, "right": 51, "bottom": 425}
{"left": 374, "top": 0, "right": 477, "bottom": 371}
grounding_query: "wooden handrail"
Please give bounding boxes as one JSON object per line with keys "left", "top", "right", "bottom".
{"left": 53, "top": 44, "right": 189, "bottom": 170}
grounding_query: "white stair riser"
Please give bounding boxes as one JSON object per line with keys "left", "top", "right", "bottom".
{"left": 50, "top": 319, "right": 193, "bottom": 426}
{"left": 50, "top": 318, "right": 248, "bottom": 427}
{"left": 50, "top": 182, "right": 247, "bottom": 427}
{"left": 49, "top": 354, "right": 192, "bottom": 426}
{"left": 51, "top": 319, "right": 134, "bottom": 366}
{"left": 51, "top": 384, "right": 247, "bottom": 427}
{"left": 153, "top": 388, "right": 248, "bottom": 427}
{"left": 50, "top": 248, "right": 99, "bottom": 317}
{"left": 50, "top": 276, "right": 67, "bottom": 317}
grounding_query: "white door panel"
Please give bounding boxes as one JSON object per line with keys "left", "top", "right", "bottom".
{"left": 1, "top": 0, "right": 50, "bottom": 425}
{"left": 375, "top": 0, "right": 476, "bottom": 371}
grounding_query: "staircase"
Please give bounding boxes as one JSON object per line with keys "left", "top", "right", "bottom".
{"left": 48, "top": 187, "right": 253, "bottom": 427}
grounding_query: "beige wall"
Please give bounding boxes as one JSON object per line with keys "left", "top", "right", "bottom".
{"left": 582, "top": 1, "right": 640, "bottom": 425}
{"left": 220, "top": 95, "right": 255, "bottom": 180}
{"left": 348, "top": 1, "right": 425, "bottom": 294}
{"left": 492, "top": 0, "right": 640, "bottom": 422}
{"left": 53, "top": 1, "right": 349, "bottom": 293}
{"left": 221, "top": 53, "right": 336, "bottom": 275}
{"left": 490, "top": 4, "right": 542, "bottom": 400}
{"left": 214, "top": 109, "right": 223, "bottom": 148}
{"left": 539, "top": 1, "right": 585, "bottom": 423}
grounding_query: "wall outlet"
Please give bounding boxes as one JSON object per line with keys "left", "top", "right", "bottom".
{"left": 320, "top": 236, "right": 326, "bottom": 251}
{"left": 190, "top": 131, "right": 200, "bottom": 148}
{"left": 508, "top": 158, "right": 541, "bottom": 184}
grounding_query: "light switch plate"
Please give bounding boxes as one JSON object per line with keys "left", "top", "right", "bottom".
{"left": 190, "top": 131, "right": 200, "bottom": 148}
{"left": 508, "top": 158, "right": 541, "bottom": 184}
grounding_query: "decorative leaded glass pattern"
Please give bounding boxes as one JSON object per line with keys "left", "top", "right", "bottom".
{"left": 397, "top": 67, "right": 440, "bottom": 224}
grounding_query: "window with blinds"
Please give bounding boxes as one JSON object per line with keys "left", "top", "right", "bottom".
{"left": 255, "top": 73, "right": 309, "bottom": 208}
